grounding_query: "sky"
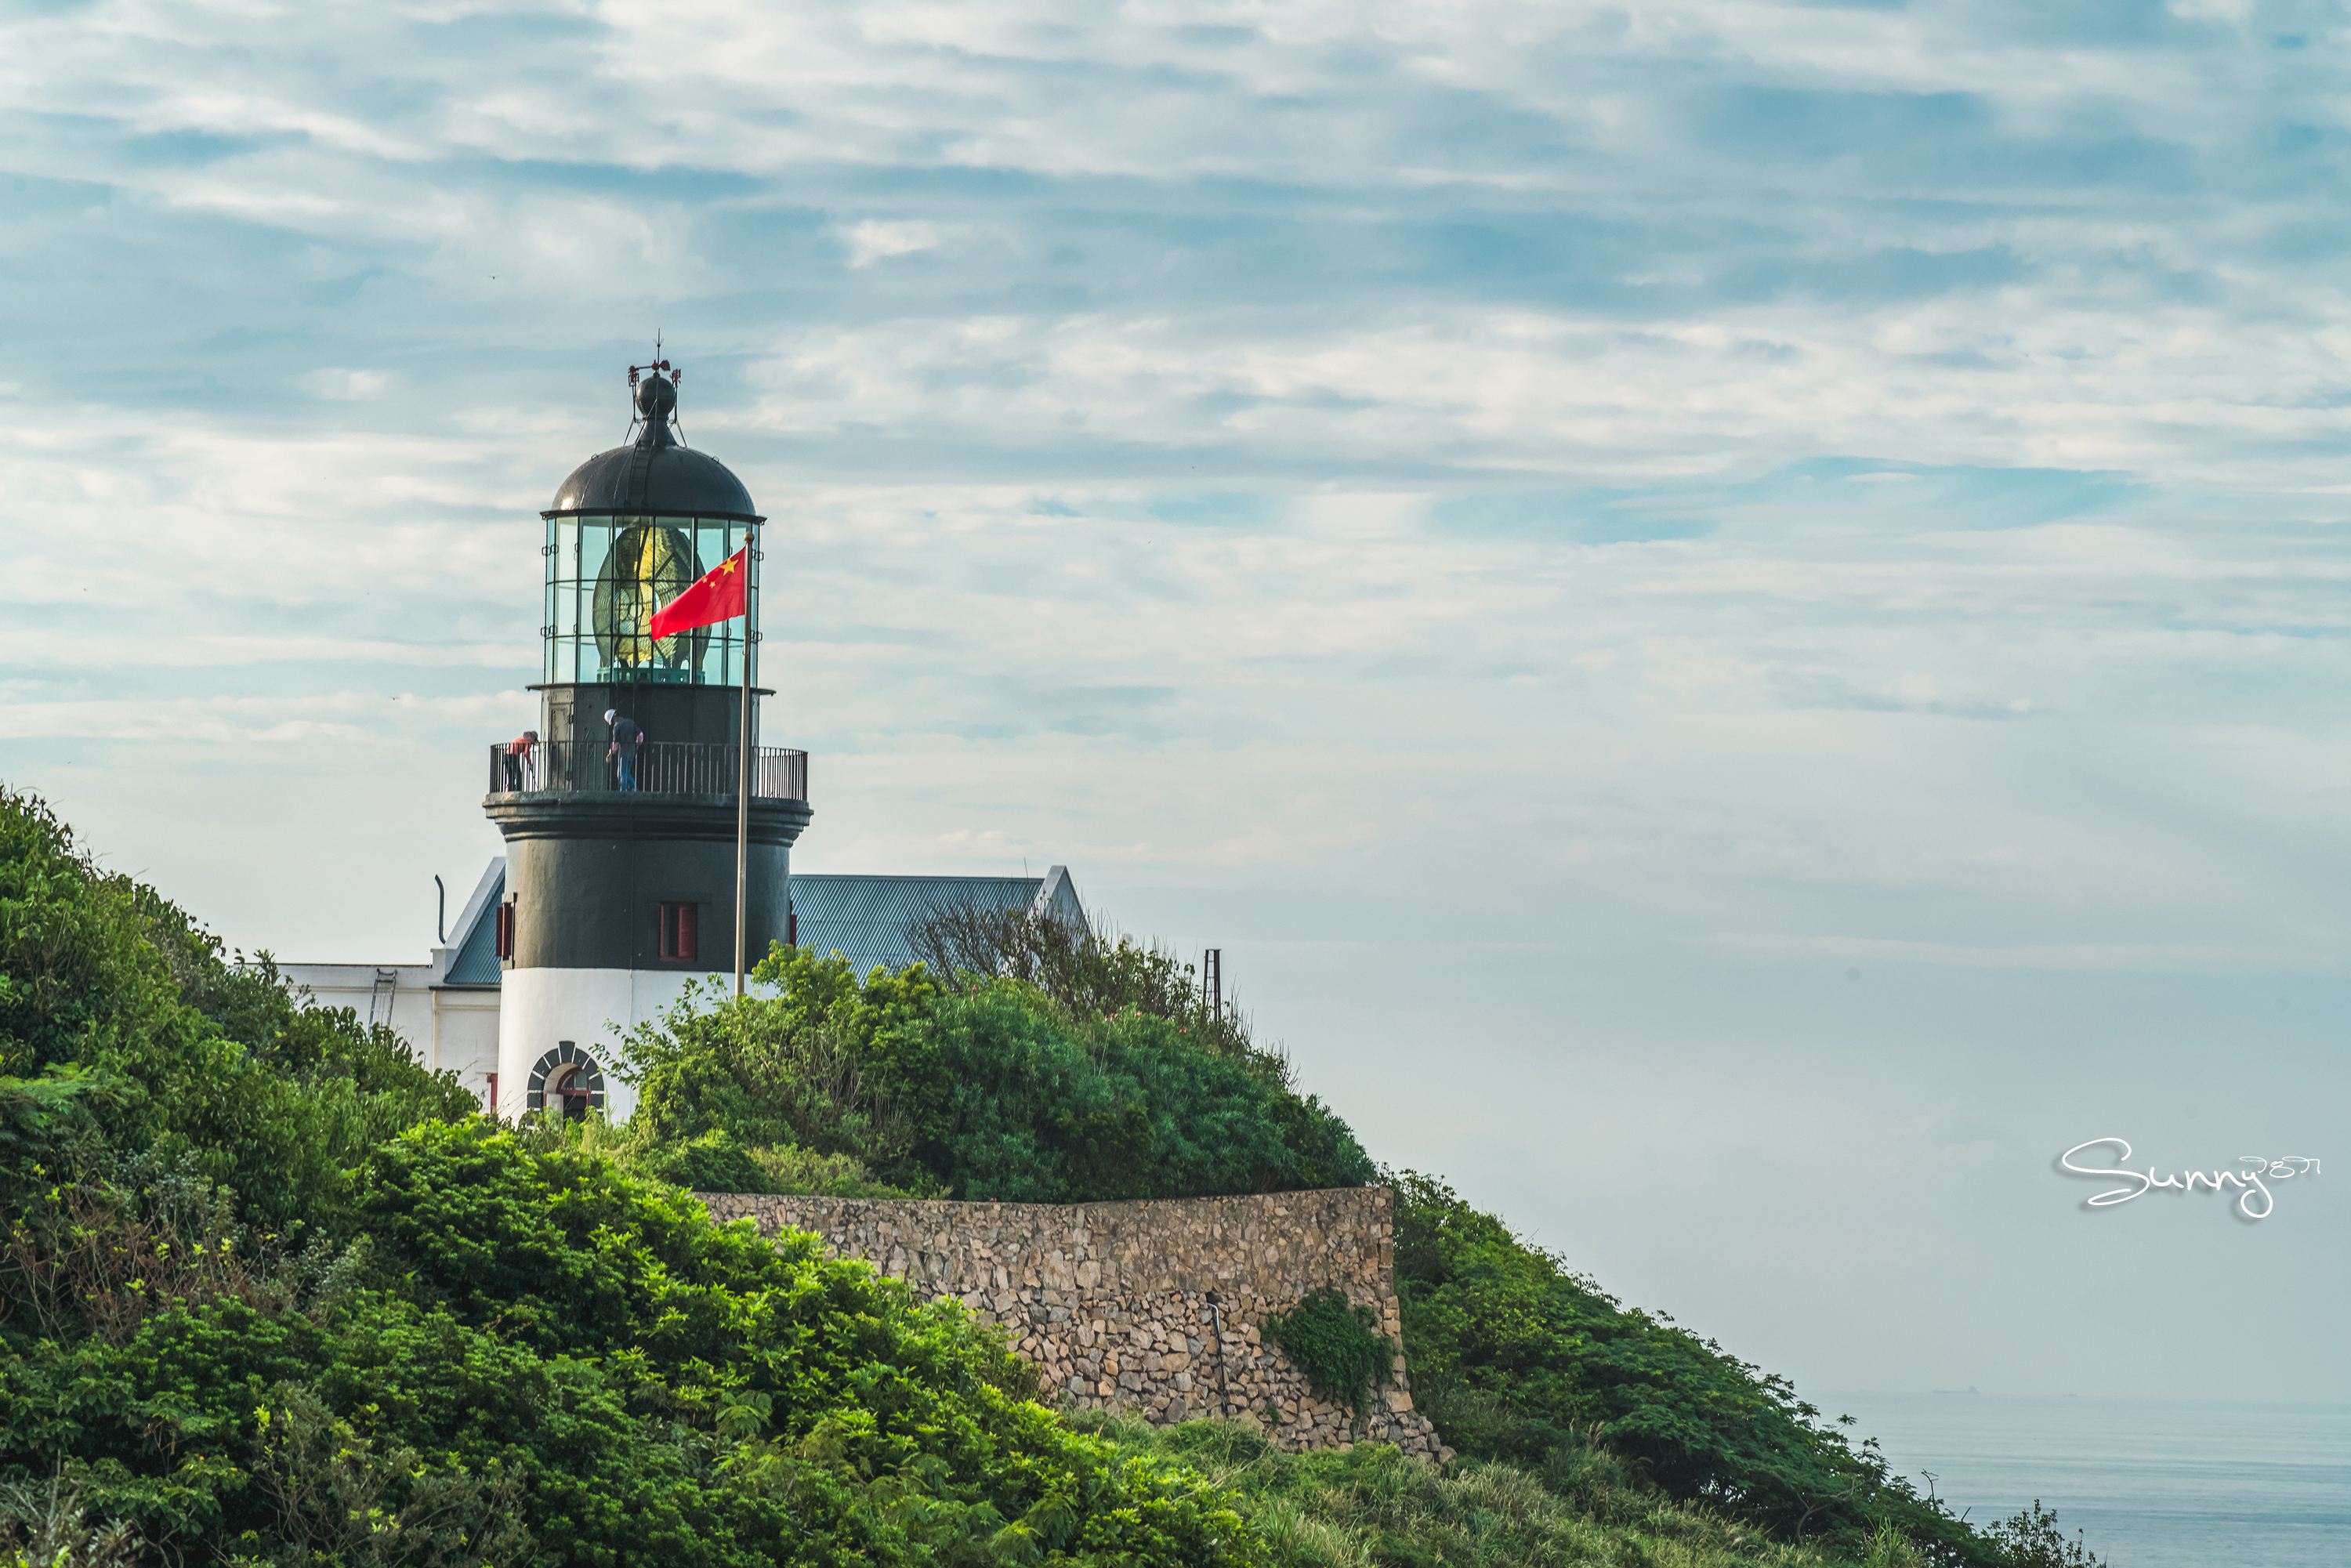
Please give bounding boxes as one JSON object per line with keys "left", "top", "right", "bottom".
{"left": 4, "top": 0, "right": 2348, "bottom": 1418}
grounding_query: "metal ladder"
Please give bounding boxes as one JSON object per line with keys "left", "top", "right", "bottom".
{"left": 368, "top": 967, "right": 399, "bottom": 1030}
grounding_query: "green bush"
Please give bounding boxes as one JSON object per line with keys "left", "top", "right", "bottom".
{"left": 908, "top": 904, "right": 1259, "bottom": 1063}
{"left": 520, "top": 1117, "right": 912, "bottom": 1199}
{"left": 1389, "top": 1171, "right": 1996, "bottom": 1563}
{"left": 1983, "top": 1501, "right": 2107, "bottom": 1567}
{"left": 621, "top": 947, "right": 1373, "bottom": 1203}
{"left": 1258, "top": 1290, "right": 1393, "bottom": 1412}
{"left": 1, "top": 1122, "right": 1270, "bottom": 1566}
{"left": 0, "top": 1476, "right": 141, "bottom": 1568}
{"left": 0, "top": 788, "right": 477, "bottom": 1240}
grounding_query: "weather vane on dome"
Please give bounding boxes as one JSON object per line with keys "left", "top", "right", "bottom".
{"left": 626, "top": 346, "right": 682, "bottom": 389}
{"left": 625, "top": 337, "right": 686, "bottom": 441}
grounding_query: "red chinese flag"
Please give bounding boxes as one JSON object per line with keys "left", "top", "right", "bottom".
{"left": 647, "top": 545, "right": 749, "bottom": 639}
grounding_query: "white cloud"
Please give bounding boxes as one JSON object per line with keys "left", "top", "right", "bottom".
{"left": 301, "top": 368, "right": 390, "bottom": 400}
{"left": 839, "top": 219, "right": 942, "bottom": 266}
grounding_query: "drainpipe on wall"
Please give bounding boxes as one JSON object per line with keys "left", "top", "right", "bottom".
{"left": 1205, "top": 1291, "right": 1237, "bottom": 1419}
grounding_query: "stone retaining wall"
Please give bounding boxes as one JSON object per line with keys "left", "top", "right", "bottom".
{"left": 699, "top": 1186, "right": 1449, "bottom": 1460}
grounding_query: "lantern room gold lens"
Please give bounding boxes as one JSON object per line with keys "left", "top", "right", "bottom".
{"left": 592, "top": 523, "right": 701, "bottom": 668}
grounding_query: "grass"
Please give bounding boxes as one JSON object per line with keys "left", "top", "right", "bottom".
{"left": 1079, "top": 1416, "right": 1933, "bottom": 1568}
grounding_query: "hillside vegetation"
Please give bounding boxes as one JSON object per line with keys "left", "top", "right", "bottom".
{"left": 610, "top": 904, "right": 2102, "bottom": 1568}
{"left": 0, "top": 788, "right": 2101, "bottom": 1568}
{"left": 0, "top": 791, "right": 1255, "bottom": 1566}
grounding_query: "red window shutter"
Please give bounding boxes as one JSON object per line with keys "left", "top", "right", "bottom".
{"left": 494, "top": 903, "right": 514, "bottom": 959}
{"left": 658, "top": 902, "right": 696, "bottom": 961}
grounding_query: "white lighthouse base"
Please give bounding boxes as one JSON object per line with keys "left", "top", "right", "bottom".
{"left": 495, "top": 967, "right": 726, "bottom": 1124}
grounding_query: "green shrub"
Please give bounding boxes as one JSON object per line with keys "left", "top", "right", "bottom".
{"left": 1259, "top": 1290, "right": 1393, "bottom": 1412}
{"left": 0, "top": 1476, "right": 140, "bottom": 1568}
{"left": 517, "top": 1116, "right": 911, "bottom": 1199}
{"left": 0, "top": 787, "right": 477, "bottom": 1240}
{"left": 909, "top": 904, "right": 1259, "bottom": 1062}
{"left": 244, "top": 1382, "right": 530, "bottom": 1566}
{"left": 1, "top": 1119, "right": 1270, "bottom": 1566}
{"left": 621, "top": 946, "right": 1373, "bottom": 1203}
{"left": 1983, "top": 1501, "right": 2107, "bottom": 1567}
{"left": 1389, "top": 1171, "right": 1998, "bottom": 1563}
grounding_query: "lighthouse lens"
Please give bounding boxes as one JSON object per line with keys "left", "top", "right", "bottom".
{"left": 591, "top": 523, "right": 703, "bottom": 673}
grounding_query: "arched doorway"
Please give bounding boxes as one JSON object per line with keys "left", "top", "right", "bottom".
{"left": 525, "top": 1043, "right": 606, "bottom": 1120}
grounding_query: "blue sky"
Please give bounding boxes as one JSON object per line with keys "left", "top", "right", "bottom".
{"left": 4, "top": 0, "right": 2348, "bottom": 1418}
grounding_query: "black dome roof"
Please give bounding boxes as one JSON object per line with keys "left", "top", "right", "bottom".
{"left": 545, "top": 375, "right": 759, "bottom": 519}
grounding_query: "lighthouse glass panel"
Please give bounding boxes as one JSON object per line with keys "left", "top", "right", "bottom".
{"left": 542, "top": 515, "right": 754, "bottom": 685}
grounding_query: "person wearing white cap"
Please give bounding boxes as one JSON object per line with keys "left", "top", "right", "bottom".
{"left": 604, "top": 708, "right": 643, "bottom": 791}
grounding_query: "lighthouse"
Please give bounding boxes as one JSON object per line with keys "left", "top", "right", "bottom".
{"left": 271, "top": 360, "right": 1094, "bottom": 1116}
{"left": 482, "top": 362, "right": 810, "bottom": 1121}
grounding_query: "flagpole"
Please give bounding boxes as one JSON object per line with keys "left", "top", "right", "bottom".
{"left": 734, "top": 523, "right": 757, "bottom": 998}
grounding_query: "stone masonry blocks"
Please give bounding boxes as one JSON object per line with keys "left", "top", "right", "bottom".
{"left": 697, "top": 1186, "right": 1451, "bottom": 1461}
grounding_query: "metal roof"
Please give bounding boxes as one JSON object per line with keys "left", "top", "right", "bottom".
{"left": 439, "top": 860, "right": 506, "bottom": 987}
{"left": 790, "top": 869, "right": 1085, "bottom": 977}
{"left": 547, "top": 374, "right": 758, "bottom": 520}
{"left": 426, "top": 859, "right": 1085, "bottom": 987}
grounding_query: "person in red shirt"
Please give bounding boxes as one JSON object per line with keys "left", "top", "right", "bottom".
{"left": 503, "top": 730, "right": 539, "bottom": 791}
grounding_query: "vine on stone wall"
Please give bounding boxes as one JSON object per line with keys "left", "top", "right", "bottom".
{"left": 1260, "top": 1287, "right": 1394, "bottom": 1410}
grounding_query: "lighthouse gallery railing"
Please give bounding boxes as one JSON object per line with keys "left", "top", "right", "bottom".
{"left": 488, "top": 741, "right": 807, "bottom": 801}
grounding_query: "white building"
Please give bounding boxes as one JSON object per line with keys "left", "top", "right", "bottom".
{"left": 277, "top": 860, "right": 1085, "bottom": 1121}
{"left": 276, "top": 860, "right": 507, "bottom": 1107}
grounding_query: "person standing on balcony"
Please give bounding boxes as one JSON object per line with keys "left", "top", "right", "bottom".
{"left": 502, "top": 729, "right": 539, "bottom": 791}
{"left": 605, "top": 709, "right": 643, "bottom": 791}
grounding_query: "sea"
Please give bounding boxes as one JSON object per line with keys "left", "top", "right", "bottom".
{"left": 1826, "top": 1392, "right": 2351, "bottom": 1567}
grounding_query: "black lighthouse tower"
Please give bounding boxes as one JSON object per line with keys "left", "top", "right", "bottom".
{"left": 484, "top": 363, "right": 811, "bottom": 1121}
